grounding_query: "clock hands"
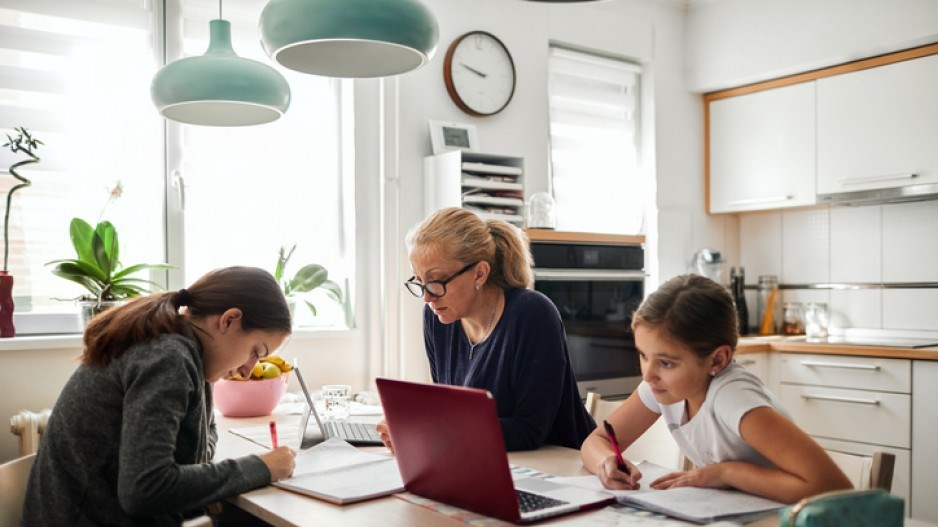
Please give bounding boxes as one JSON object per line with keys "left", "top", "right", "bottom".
{"left": 459, "top": 62, "right": 488, "bottom": 78}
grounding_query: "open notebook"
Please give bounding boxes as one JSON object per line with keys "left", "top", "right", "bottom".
{"left": 552, "top": 460, "right": 785, "bottom": 524}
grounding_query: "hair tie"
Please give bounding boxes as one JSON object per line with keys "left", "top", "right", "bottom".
{"left": 174, "top": 288, "right": 192, "bottom": 308}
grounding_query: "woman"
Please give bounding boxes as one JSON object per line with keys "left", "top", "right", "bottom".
{"left": 581, "top": 274, "right": 851, "bottom": 503}
{"left": 378, "top": 207, "right": 595, "bottom": 451}
{"left": 22, "top": 266, "right": 297, "bottom": 526}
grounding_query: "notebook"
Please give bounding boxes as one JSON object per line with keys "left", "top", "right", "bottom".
{"left": 294, "top": 367, "right": 383, "bottom": 447}
{"left": 375, "top": 378, "right": 615, "bottom": 524}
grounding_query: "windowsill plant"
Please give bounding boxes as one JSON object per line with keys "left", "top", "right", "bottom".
{"left": 275, "top": 244, "right": 342, "bottom": 325}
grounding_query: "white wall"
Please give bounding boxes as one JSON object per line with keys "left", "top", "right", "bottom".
{"left": 686, "top": 0, "right": 938, "bottom": 92}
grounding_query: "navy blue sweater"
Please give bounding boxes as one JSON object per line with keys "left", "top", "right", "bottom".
{"left": 425, "top": 288, "right": 595, "bottom": 451}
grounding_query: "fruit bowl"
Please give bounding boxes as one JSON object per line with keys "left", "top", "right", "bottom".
{"left": 213, "top": 373, "right": 289, "bottom": 417}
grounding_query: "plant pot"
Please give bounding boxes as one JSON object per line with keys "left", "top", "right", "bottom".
{"left": 78, "top": 299, "right": 125, "bottom": 328}
{"left": 0, "top": 272, "right": 14, "bottom": 338}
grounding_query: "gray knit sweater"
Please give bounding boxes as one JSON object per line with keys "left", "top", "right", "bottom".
{"left": 21, "top": 331, "right": 270, "bottom": 526}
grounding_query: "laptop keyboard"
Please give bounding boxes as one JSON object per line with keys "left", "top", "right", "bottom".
{"left": 323, "top": 420, "right": 382, "bottom": 443}
{"left": 516, "top": 489, "right": 568, "bottom": 513}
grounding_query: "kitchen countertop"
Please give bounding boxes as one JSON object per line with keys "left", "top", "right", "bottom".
{"left": 737, "top": 335, "right": 938, "bottom": 360}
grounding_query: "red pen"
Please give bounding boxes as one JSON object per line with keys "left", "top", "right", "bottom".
{"left": 603, "top": 420, "right": 631, "bottom": 475}
{"left": 269, "top": 420, "right": 278, "bottom": 449}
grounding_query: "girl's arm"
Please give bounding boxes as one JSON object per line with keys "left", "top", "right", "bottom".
{"left": 580, "top": 390, "right": 658, "bottom": 490}
{"left": 651, "top": 406, "right": 852, "bottom": 503}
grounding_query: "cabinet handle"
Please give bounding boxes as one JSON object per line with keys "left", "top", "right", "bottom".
{"left": 800, "top": 360, "right": 881, "bottom": 371}
{"left": 728, "top": 195, "right": 792, "bottom": 206}
{"left": 839, "top": 173, "right": 917, "bottom": 185}
{"left": 738, "top": 359, "right": 757, "bottom": 366}
{"left": 801, "top": 393, "right": 881, "bottom": 406}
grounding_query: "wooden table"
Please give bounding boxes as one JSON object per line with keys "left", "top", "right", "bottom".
{"left": 214, "top": 412, "right": 934, "bottom": 527}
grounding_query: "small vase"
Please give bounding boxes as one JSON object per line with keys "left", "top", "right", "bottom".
{"left": 0, "top": 271, "right": 14, "bottom": 338}
{"left": 79, "top": 299, "right": 125, "bottom": 328}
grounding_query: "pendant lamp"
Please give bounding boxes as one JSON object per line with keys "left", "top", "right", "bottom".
{"left": 259, "top": 0, "right": 439, "bottom": 78}
{"left": 151, "top": 4, "right": 291, "bottom": 126}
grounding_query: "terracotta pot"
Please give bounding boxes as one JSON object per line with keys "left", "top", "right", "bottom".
{"left": 0, "top": 272, "right": 14, "bottom": 337}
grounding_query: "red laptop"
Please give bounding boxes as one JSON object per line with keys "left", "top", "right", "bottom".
{"left": 376, "top": 378, "right": 614, "bottom": 524}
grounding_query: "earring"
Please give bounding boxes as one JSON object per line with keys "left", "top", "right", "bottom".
{"left": 475, "top": 285, "right": 480, "bottom": 291}
{"left": 710, "top": 371, "right": 717, "bottom": 377}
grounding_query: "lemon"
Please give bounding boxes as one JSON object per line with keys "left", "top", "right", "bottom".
{"left": 260, "top": 362, "right": 281, "bottom": 379}
{"left": 251, "top": 363, "right": 265, "bottom": 379}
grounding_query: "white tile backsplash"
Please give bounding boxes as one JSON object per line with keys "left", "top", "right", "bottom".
{"left": 782, "top": 208, "right": 829, "bottom": 283}
{"left": 830, "top": 289, "right": 882, "bottom": 329}
{"left": 830, "top": 206, "right": 881, "bottom": 282}
{"left": 883, "top": 290, "right": 938, "bottom": 331}
{"left": 740, "top": 212, "right": 782, "bottom": 280}
{"left": 882, "top": 201, "right": 938, "bottom": 282}
{"left": 738, "top": 200, "right": 938, "bottom": 333}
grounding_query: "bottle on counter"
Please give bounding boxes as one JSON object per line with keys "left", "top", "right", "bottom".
{"left": 730, "top": 267, "right": 749, "bottom": 335}
{"left": 756, "top": 275, "right": 780, "bottom": 335}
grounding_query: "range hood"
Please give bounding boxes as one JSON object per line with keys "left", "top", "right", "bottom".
{"left": 818, "top": 182, "right": 938, "bottom": 206}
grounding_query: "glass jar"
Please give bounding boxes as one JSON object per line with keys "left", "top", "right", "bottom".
{"left": 756, "top": 275, "right": 780, "bottom": 335}
{"left": 804, "top": 302, "right": 830, "bottom": 341}
{"left": 782, "top": 302, "right": 805, "bottom": 335}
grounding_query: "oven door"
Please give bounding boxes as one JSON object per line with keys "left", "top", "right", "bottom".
{"left": 533, "top": 269, "right": 645, "bottom": 399}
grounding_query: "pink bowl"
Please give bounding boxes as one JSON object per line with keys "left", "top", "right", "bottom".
{"left": 213, "top": 373, "right": 289, "bottom": 417}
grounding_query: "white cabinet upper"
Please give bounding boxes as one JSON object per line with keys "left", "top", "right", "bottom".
{"left": 817, "top": 53, "right": 938, "bottom": 195}
{"left": 708, "top": 82, "right": 816, "bottom": 213}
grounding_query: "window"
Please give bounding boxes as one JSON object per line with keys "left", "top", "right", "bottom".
{"left": 547, "top": 46, "right": 645, "bottom": 234}
{"left": 0, "top": 0, "right": 352, "bottom": 333}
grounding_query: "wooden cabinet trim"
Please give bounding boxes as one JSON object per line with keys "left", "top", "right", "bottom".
{"left": 525, "top": 230, "right": 644, "bottom": 245}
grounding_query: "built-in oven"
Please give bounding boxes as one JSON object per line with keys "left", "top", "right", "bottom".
{"left": 530, "top": 239, "right": 645, "bottom": 399}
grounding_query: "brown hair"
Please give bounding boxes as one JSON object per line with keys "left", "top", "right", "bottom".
{"left": 82, "top": 266, "right": 292, "bottom": 367}
{"left": 407, "top": 207, "right": 533, "bottom": 289}
{"left": 631, "top": 274, "right": 738, "bottom": 357}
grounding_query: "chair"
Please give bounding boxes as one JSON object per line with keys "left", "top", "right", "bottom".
{"left": 826, "top": 449, "right": 895, "bottom": 492}
{"left": 0, "top": 453, "right": 36, "bottom": 527}
{"left": 585, "top": 392, "right": 682, "bottom": 469}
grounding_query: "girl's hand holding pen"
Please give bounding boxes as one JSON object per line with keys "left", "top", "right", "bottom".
{"left": 260, "top": 447, "right": 296, "bottom": 482}
{"left": 597, "top": 455, "right": 641, "bottom": 490}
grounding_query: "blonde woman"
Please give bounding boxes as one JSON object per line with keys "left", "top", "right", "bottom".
{"left": 378, "top": 207, "right": 595, "bottom": 451}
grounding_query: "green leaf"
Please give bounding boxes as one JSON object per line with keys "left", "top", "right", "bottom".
{"left": 69, "top": 218, "right": 97, "bottom": 266}
{"left": 112, "top": 262, "right": 174, "bottom": 280}
{"left": 303, "top": 300, "right": 317, "bottom": 316}
{"left": 287, "top": 264, "right": 327, "bottom": 293}
{"left": 92, "top": 221, "right": 119, "bottom": 279}
{"left": 46, "top": 258, "right": 107, "bottom": 284}
{"left": 321, "top": 280, "right": 343, "bottom": 303}
{"left": 49, "top": 262, "right": 103, "bottom": 295}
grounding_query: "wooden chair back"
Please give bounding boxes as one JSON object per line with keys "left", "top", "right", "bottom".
{"left": 0, "top": 453, "right": 36, "bottom": 527}
{"left": 826, "top": 449, "right": 895, "bottom": 492}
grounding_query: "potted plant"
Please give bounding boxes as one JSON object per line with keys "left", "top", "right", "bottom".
{"left": 275, "top": 244, "right": 342, "bottom": 324}
{"left": 46, "top": 218, "right": 173, "bottom": 325}
{"left": 1, "top": 127, "right": 43, "bottom": 337}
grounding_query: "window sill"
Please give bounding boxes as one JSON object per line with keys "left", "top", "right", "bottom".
{"left": 0, "top": 334, "right": 84, "bottom": 352}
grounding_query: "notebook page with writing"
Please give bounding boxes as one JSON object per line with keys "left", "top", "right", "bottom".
{"left": 551, "top": 461, "right": 784, "bottom": 524}
{"left": 273, "top": 437, "right": 404, "bottom": 504}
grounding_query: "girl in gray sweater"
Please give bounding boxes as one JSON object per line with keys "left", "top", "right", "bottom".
{"left": 22, "top": 266, "right": 296, "bottom": 526}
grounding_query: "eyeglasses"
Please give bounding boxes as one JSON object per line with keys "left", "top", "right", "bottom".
{"left": 404, "top": 261, "right": 479, "bottom": 298}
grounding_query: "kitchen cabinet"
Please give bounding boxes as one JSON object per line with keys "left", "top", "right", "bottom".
{"left": 778, "top": 353, "right": 911, "bottom": 513}
{"left": 735, "top": 351, "right": 780, "bottom": 394}
{"left": 708, "top": 82, "right": 816, "bottom": 213}
{"left": 912, "top": 361, "right": 938, "bottom": 522}
{"left": 817, "top": 53, "right": 938, "bottom": 195}
{"left": 423, "top": 151, "right": 524, "bottom": 225}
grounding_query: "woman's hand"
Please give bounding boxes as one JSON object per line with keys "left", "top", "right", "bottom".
{"left": 651, "top": 465, "right": 729, "bottom": 490}
{"left": 260, "top": 446, "right": 296, "bottom": 482}
{"left": 597, "top": 455, "right": 641, "bottom": 490}
{"left": 376, "top": 419, "right": 394, "bottom": 454}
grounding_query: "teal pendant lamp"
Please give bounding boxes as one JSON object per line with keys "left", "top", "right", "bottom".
{"left": 259, "top": 0, "right": 439, "bottom": 78}
{"left": 151, "top": 3, "right": 291, "bottom": 126}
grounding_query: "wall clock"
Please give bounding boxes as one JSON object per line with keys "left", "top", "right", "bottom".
{"left": 443, "top": 31, "right": 516, "bottom": 117}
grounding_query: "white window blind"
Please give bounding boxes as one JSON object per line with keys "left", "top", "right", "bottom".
{"left": 0, "top": 0, "right": 352, "bottom": 332}
{"left": 547, "top": 46, "right": 645, "bottom": 234}
{"left": 0, "top": 0, "right": 164, "bottom": 315}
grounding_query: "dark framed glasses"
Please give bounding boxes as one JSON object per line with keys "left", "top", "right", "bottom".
{"left": 405, "top": 261, "right": 479, "bottom": 298}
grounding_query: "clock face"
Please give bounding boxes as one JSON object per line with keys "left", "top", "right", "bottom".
{"left": 444, "top": 31, "right": 516, "bottom": 116}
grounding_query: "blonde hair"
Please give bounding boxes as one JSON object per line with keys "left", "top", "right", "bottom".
{"left": 407, "top": 207, "right": 534, "bottom": 289}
